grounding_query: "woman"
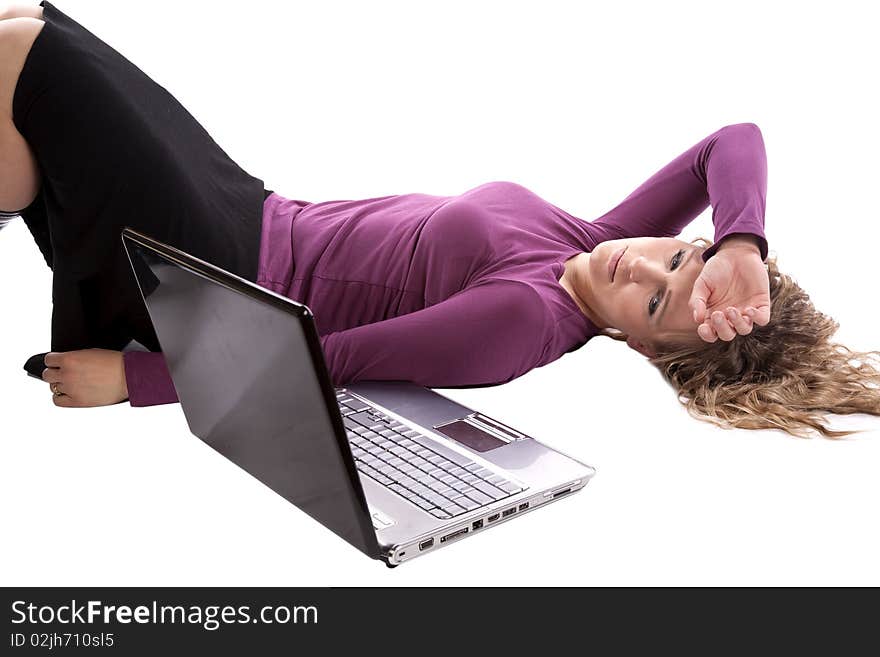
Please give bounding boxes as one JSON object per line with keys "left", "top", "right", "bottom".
{"left": 3, "top": 3, "right": 878, "bottom": 438}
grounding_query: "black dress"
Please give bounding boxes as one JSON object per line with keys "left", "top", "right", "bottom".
{"left": 9, "top": 1, "right": 270, "bottom": 355}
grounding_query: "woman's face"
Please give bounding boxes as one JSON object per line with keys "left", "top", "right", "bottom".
{"left": 584, "top": 237, "right": 707, "bottom": 354}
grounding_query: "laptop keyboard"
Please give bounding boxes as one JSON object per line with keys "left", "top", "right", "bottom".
{"left": 335, "top": 390, "right": 525, "bottom": 520}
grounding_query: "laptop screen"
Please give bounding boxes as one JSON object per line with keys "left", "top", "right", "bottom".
{"left": 122, "top": 230, "right": 380, "bottom": 560}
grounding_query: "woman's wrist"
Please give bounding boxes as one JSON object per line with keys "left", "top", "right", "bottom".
{"left": 119, "top": 352, "right": 129, "bottom": 399}
{"left": 717, "top": 233, "right": 762, "bottom": 255}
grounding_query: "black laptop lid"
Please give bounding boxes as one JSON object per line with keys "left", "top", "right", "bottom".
{"left": 121, "top": 227, "right": 380, "bottom": 560}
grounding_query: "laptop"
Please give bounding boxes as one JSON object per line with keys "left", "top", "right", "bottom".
{"left": 121, "top": 227, "right": 596, "bottom": 567}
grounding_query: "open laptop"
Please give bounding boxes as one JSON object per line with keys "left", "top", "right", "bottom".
{"left": 121, "top": 227, "right": 596, "bottom": 567}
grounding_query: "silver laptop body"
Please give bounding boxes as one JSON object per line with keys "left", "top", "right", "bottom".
{"left": 122, "top": 227, "right": 596, "bottom": 567}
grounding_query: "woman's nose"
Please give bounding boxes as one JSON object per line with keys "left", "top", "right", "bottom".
{"left": 628, "top": 256, "right": 664, "bottom": 284}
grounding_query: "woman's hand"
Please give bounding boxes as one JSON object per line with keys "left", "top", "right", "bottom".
{"left": 688, "top": 234, "right": 771, "bottom": 342}
{"left": 41, "top": 349, "right": 129, "bottom": 408}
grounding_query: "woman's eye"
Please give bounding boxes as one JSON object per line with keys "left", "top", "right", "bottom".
{"left": 648, "top": 294, "right": 661, "bottom": 315}
{"left": 671, "top": 249, "right": 685, "bottom": 270}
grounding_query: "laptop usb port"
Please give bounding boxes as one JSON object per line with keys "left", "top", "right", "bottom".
{"left": 502, "top": 507, "right": 517, "bottom": 518}
{"left": 472, "top": 519, "right": 484, "bottom": 530}
{"left": 518, "top": 502, "right": 529, "bottom": 511}
{"left": 419, "top": 538, "right": 434, "bottom": 551}
{"left": 440, "top": 527, "right": 469, "bottom": 543}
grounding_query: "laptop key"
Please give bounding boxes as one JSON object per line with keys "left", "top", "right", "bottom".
{"left": 466, "top": 490, "right": 494, "bottom": 506}
{"left": 399, "top": 476, "right": 420, "bottom": 490}
{"left": 473, "top": 481, "right": 507, "bottom": 500}
{"left": 413, "top": 461, "right": 435, "bottom": 474}
{"left": 344, "top": 398, "right": 371, "bottom": 412}
{"left": 424, "top": 476, "right": 448, "bottom": 490}
{"left": 411, "top": 497, "right": 435, "bottom": 511}
{"left": 382, "top": 468, "right": 402, "bottom": 482}
{"left": 425, "top": 467, "right": 445, "bottom": 480}
{"left": 498, "top": 481, "right": 523, "bottom": 494}
{"left": 425, "top": 492, "right": 447, "bottom": 507}
{"left": 412, "top": 484, "right": 434, "bottom": 498}
{"left": 455, "top": 496, "right": 480, "bottom": 511}
{"left": 349, "top": 411, "right": 385, "bottom": 430}
{"left": 447, "top": 493, "right": 469, "bottom": 507}
{"left": 441, "top": 501, "right": 466, "bottom": 514}
{"left": 394, "top": 486, "right": 418, "bottom": 500}
{"left": 435, "top": 485, "right": 456, "bottom": 498}
{"left": 405, "top": 435, "right": 474, "bottom": 467}
{"left": 430, "top": 479, "right": 453, "bottom": 493}
{"left": 411, "top": 471, "right": 434, "bottom": 484}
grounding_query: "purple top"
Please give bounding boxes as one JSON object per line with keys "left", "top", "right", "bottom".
{"left": 123, "top": 122, "right": 768, "bottom": 406}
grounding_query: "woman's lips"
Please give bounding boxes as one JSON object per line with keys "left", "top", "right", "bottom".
{"left": 608, "top": 246, "right": 627, "bottom": 282}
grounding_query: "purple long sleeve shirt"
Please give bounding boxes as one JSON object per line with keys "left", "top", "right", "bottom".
{"left": 123, "top": 122, "right": 768, "bottom": 407}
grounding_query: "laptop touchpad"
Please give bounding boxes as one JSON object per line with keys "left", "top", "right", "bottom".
{"left": 433, "top": 418, "right": 508, "bottom": 452}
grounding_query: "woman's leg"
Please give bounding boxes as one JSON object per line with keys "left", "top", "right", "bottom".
{"left": 0, "top": 3, "right": 44, "bottom": 21}
{"left": 0, "top": 16, "right": 44, "bottom": 213}
{"left": 10, "top": 1, "right": 265, "bottom": 354}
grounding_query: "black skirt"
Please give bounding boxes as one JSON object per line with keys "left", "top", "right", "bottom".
{"left": 12, "top": 1, "right": 270, "bottom": 353}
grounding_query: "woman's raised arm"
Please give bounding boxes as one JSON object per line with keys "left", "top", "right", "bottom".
{"left": 590, "top": 122, "right": 769, "bottom": 262}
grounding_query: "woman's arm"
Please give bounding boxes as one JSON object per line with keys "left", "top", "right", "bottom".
{"left": 123, "top": 351, "right": 179, "bottom": 407}
{"left": 320, "top": 279, "right": 548, "bottom": 388}
{"left": 591, "top": 122, "right": 769, "bottom": 262}
{"left": 119, "top": 279, "right": 547, "bottom": 406}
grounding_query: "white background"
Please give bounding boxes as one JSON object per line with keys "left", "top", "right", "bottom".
{"left": 1, "top": 0, "right": 878, "bottom": 586}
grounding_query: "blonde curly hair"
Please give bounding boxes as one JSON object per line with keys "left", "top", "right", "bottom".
{"left": 599, "top": 239, "right": 880, "bottom": 438}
